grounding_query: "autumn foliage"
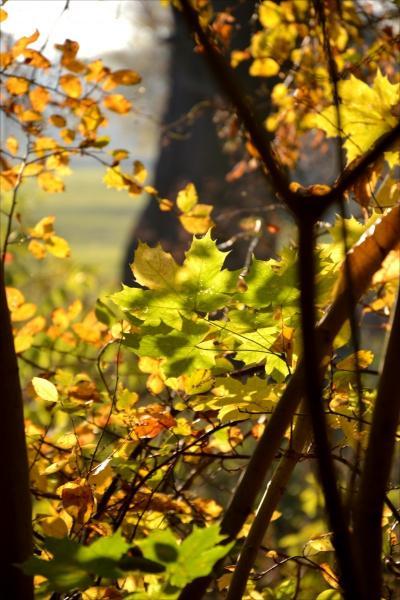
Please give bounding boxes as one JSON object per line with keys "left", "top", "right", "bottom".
{"left": 0, "top": 0, "right": 399, "bottom": 599}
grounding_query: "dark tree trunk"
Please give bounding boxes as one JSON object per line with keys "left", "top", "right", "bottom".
{"left": 123, "top": 0, "right": 276, "bottom": 283}
{"left": 0, "top": 261, "right": 33, "bottom": 599}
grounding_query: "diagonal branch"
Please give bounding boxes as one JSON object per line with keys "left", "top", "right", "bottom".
{"left": 354, "top": 287, "right": 400, "bottom": 599}
{"left": 227, "top": 408, "right": 311, "bottom": 600}
{"left": 179, "top": 0, "right": 293, "bottom": 207}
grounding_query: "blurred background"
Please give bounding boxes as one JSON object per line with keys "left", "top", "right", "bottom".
{"left": 1, "top": 0, "right": 172, "bottom": 289}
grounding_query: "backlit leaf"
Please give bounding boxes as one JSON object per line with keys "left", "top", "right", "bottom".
{"left": 103, "top": 94, "right": 132, "bottom": 114}
{"left": 32, "top": 377, "right": 59, "bottom": 403}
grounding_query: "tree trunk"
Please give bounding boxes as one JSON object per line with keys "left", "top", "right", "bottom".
{"left": 0, "top": 261, "right": 33, "bottom": 599}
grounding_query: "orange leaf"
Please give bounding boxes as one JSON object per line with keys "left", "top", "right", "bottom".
{"left": 103, "top": 69, "right": 141, "bottom": 91}
{"left": 23, "top": 49, "right": 51, "bottom": 69}
{"left": 29, "top": 86, "right": 50, "bottom": 112}
{"left": 59, "top": 74, "right": 82, "bottom": 98}
{"left": 12, "top": 30, "right": 40, "bottom": 58}
{"left": 103, "top": 94, "right": 132, "bottom": 114}
{"left": 6, "top": 77, "right": 29, "bottom": 96}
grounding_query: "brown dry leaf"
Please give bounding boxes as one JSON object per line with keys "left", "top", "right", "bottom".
{"left": 58, "top": 479, "right": 94, "bottom": 524}
{"left": 49, "top": 114, "right": 66, "bottom": 128}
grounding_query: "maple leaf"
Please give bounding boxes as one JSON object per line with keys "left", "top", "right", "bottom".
{"left": 313, "top": 70, "right": 400, "bottom": 163}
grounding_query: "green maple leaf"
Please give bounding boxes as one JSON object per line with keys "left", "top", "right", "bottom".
{"left": 135, "top": 318, "right": 216, "bottom": 377}
{"left": 21, "top": 532, "right": 164, "bottom": 593}
{"left": 111, "top": 233, "right": 239, "bottom": 328}
{"left": 313, "top": 70, "right": 400, "bottom": 163}
{"left": 239, "top": 251, "right": 298, "bottom": 309}
{"left": 137, "top": 525, "right": 234, "bottom": 590}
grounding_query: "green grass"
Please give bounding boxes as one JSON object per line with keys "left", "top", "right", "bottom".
{"left": 21, "top": 167, "right": 146, "bottom": 289}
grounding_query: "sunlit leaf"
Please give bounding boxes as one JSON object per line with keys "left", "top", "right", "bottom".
{"left": 59, "top": 74, "right": 82, "bottom": 98}
{"left": 103, "top": 94, "right": 132, "bottom": 114}
{"left": 32, "top": 377, "right": 59, "bottom": 403}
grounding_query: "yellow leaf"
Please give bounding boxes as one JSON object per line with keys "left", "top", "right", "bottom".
{"left": 14, "top": 334, "right": 34, "bottom": 354}
{"left": 39, "top": 516, "right": 69, "bottom": 539}
{"left": 372, "top": 249, "right": 400, "bottom": 285}
{"left": 37, "top": 171, "right": 65, "bottom": 193}
{"left": 111, "top": 148, "right": 129, "bottom": 162}
{"left": 146, "top": 373, "right": 165, "bottom": 395}
{"left": 86, "top": 59, "right": 108, "bottom": 83}
{"left": 30, "top": 215, "right": 55, "bottom": 239}
{"left": 11, "top": 303, "right": 36, "bottom": 322}
{"left": 32, "top": 377, "right": 59, "bottom": 403}
{"left": 314, "top": 70, "right": 400, "bottom": 163}
{"left": 6, "top": 287, "right": 25, "bottom": 311}
{"left": 6, "top": 76, "right": 29, "bottom": 96}
{"left": 29, "top": 86, "right": 50, "bottom": 112}
{"left": 250, "top": 57, "right": 280, "bottom": 77}
{"left": 177, "top": 182, "right": 198, "bottom": 213}
{"left": 0, "top": 8, "right": 8, "bottom": 22}
{"left": 59, "top": 74, "right": 82, "bottom": 98}
{"left": 13, "top": 106, "right": 42, "bottom": 122}
{"left": 133, "top": 160, "right": 147, "bottom": 185}
{"left": 49, "top": 114, "right": 66, "bottom": 128}
{"left": 23, "top": 163, "right": 44, "bottom": 177}
{"left": 259, "top": 0, "right": 281, "bottom": 28}
{"left": 103, "top": 68, "right": 141, "bottom": 90}
{"left": 131, "top": 242, "right": 179, "bottom": 290}
{"left": 103, "top": 94, "right": 132, "bottom": 114}
{"left": 304, "top": 534, "right": 334, "bottom": 556}
{"left": 179, "top": 203, "right": 214, "bottom": 234}
{"left": 6, "top": 136, "right": 19, "bottom": 155}
{"left": 28, "top": 239, "right": 46, "bottom": 260}
{"left": 102, "top": 166, "right": 127, "bottom": 190}
{"left": 336, "top": 350, "right": 374, "bottom": 371}
{"left": 45, "top": 235, "right": 70, "bottom": 258}
{"left": 34, "top": 137, "right": 58, "bottom": 157}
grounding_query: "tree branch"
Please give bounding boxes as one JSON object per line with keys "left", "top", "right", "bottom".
{"left": 354, "top": 288, "right": 400, "bottom": 599}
